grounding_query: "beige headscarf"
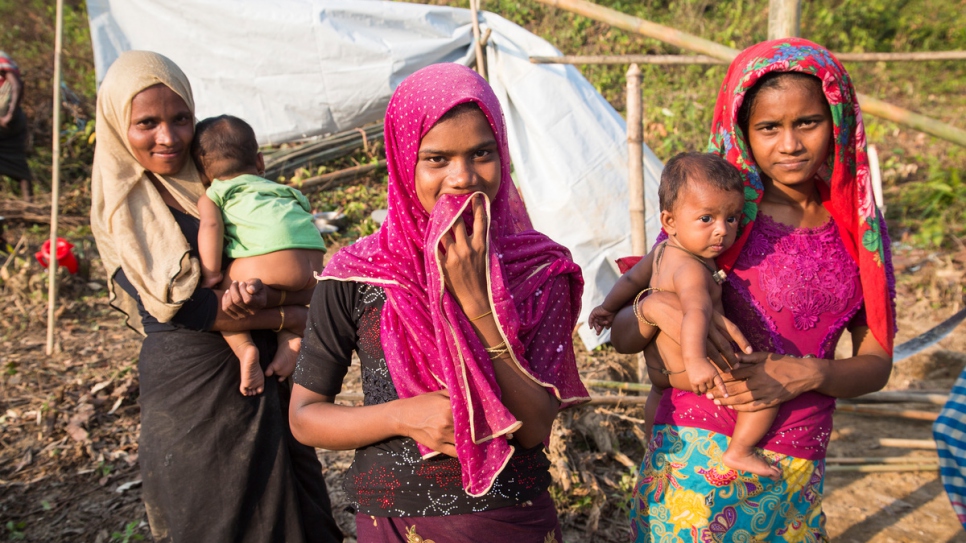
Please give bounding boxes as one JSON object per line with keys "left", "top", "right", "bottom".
{"left": 90, "top": 51, "right": 206, "bottom": 335}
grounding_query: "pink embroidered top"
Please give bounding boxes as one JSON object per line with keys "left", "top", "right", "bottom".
{"left": 655, "top": 214, "right": 867, "bottom": 460}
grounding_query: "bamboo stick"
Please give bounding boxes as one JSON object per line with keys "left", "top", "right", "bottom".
{"left": 840, "top": 390, "right": 948, "bottom": 405}
{"left": 470, "top": 0, "right": 487, "bottom": 79}
{"left": 825, "top": 463, "right": 938, "bottom": 473}
{"left": 767, "top": 0, "right": 801, "bottom": 40}
{"left": 878, "top": 438, "right": 936, "bottom": 449}
{"left": 586, "top": 379, "right": 651, "bottom": 392}
{"left": 338, "top": 391, "right": 652, "bottom": 406}
{"left": 530, "top": 55, "right": 726, "bottom": 65}
{"left": 530, "top": 52, "right": 966, "bottom": 65}
{"left": 532, "top": 0, "right": 966, "bottom": 147}
{"left": 46, "top": 0, "right": 65, "bottom": 356}
{"left": 290, "top": 160, "right": 387, "bottom": 193}
{"left": 835, "top": 404, "right": 938, "bottom": 421}
{"left": 625, "top": 63, "right": 646, "bottom": 256}
{"left": 826, "top": 456, "right": 937, "bottom": 464}
{"left": 584, "top": 381, "right": 947, "bottom": 406}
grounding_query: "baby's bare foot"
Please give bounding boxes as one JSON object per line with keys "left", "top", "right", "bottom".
{"left": 238, "top": 343, "right": 264, "bottom": 396}
{"left": 722, "top": 446, "right": 782, "bottom": 480}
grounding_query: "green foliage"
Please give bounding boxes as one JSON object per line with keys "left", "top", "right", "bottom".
{"left": 4, "top": 520, "right": 26, "bottom": 540}
{"left": 110, "top": 521, "right": 145, "bottom": 543}
{"left": 890, "top": 162, "right": 966, "bottom": 247}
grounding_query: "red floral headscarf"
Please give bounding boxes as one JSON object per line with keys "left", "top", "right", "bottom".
{"left": 709, "top": 38, "right": 896, "bottom": 354}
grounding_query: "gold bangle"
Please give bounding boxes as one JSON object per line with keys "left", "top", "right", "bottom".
{"left": 274, "top": 306, "right": 286, "bottom": 333}
{"left": 484, "top": 340, "right": 509, "bottom": 359}
{"left": 278, "top": 290, "right": 286, "bottom": 306}
{"left": 469, "top": 309, "right": 493, "bottom": 322}
{"left": 633, "top": 288, "right": 663, "bottom": 328}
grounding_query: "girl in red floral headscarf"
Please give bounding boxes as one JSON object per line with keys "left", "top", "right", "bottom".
{"left": 612, "top": 38, "right": 896, "bottom": 542}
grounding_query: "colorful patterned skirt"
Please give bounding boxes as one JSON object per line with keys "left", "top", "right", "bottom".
{"left": 630, "top": 425, "right": 827, "bottom": 543}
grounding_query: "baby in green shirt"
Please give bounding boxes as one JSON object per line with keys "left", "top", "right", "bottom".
{"left": 192, "top": 115, "right": 326, "bottom": 396}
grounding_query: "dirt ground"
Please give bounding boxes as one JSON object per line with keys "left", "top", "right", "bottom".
{"left": 1, "top": 219, "right": 965, "bottom": 542}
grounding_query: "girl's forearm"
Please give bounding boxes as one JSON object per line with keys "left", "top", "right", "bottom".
{"left": 210, "top": 306, "right": 283, "bottom": 332}
{"left": 290, "top": 398, "right": 403, "bottom": 450}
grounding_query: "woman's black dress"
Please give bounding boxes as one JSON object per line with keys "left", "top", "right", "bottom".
{"left": 117, "top": 208, "right": 341, "bottom": 543}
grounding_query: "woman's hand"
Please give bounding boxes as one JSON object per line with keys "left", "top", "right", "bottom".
{"left": 710, "top": 352, "right": 826, "bottom": 411}
{"left": 221, "top": 278, "right": 268, "bottom": 319}
{"left": 396, "top": 390, "right": 456, "bottom": 457}
{"left": 439, "top": 196, "right": 489, "bottom": 316}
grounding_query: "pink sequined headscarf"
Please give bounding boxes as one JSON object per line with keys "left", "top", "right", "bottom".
{"left": 321, "top": 63, "right": 589, "bottom": 496}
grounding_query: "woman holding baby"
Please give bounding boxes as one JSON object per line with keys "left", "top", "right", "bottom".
{"left": 90, "top": 51, "right": 341, "bottom": 542}
{"left": 612, "top": 38, "right": 897, "bottom": 541}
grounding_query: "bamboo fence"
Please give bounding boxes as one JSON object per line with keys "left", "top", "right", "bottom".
{"left": 533, "top": 0, "right": 966, "bottom": 147}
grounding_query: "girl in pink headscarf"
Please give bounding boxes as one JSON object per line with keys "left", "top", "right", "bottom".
{"left": 290, "top": 63, "right": 589, "bottom": 542}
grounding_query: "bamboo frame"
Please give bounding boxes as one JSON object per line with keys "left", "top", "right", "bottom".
{"left": 768, "top": 0, "right": 801, "bottom": 40}
{"left": 46, "top": 0, "right": 64, "bottom": 356}
{"left": 529, "top": 51, "right": 966, "bottom": 65}
{"left": 826, "top": 456, "right": 937, "bottom": 464}
{"left": 625, "top": 63, "right": 646, "bottom": 256}
{"left": 878, "top": 438, "right": 936, "bottom": 449}
{"left": 826, "top": 463, "right": 938, "bottom": 473}
{"left": 471, "top": 0, "right": 487, "bottom": 79}
{"left": 532, "top": 0, "right": 966, "bottom": 147}
{"left": 835, "top": 403, "right": 938, "bottom": 421}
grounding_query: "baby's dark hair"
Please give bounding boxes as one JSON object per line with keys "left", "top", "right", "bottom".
{"left": 737, "top": 71, "right": 827, "bottom": 138}
{"left": 658, "top": 152, "right": 744, "bottom": 212}
{"left": 191, "top": 115, "right": 259, "bottom": 180}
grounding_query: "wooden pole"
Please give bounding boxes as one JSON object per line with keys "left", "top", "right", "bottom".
{"left": 470, "top": 0, "right": 487, "bottom": 79}
{"left": 46, "top": 0, "right": 64, "bottom": 356}
{"left": 625, "top": 63, "right": 646, "bottom": 256}
{"left": 529, "top": 51, "right": 966, "bottom": 65}
{"left": 826, "top": 463, "right": 938, "bottom": 473}
{"left": 835, "top": 403, "right": 938, "bottom": 421}
{"left": 532, "top": 0, "right": 966, "bottom": 148}
{"left": 767, "top": 0, "right": 801, "bottom": 39}
{"left": 826, "top": 456, "right": 937, "bottom": 464}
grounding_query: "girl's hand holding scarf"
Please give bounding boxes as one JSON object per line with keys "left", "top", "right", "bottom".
{"left": 440, "top": 196, "right": 490, "bottom": 316}
{"left": 397, "top": 389, "right": 457, "bottom": 457}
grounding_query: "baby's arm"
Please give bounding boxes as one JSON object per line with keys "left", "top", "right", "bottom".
{"left": 197, "top": 193, "right": 225, "bottom": 289}
{"left": 672, "top": 261, "right": 727, "bottom": 397}
{"left": 589, "top": 251, "right": 656, "bottom": 334}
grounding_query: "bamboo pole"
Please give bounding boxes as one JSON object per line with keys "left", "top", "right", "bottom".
{"left": 470, "top": 0, "right": 487, "bottom": 79}
{"left": 767, "top": 0, "right": 801, "bottom": 40}
{"left": 625, "top": 63, "right": 646, "bottom": 256}
{"left": 289, "top": 160, "right": 387, "bottom": 193}
{"left": 826, "top": 456, "right": 937, "bottom": 464}
{"left": 46, "top": 0, "right": 64, "bottom": 356}
{"left": 878, "top": 438, "right": 936, "bottom": 449}
{"left": 840, "top": 390, "right": 948, "bottom": 405}
{"left": 826, "top": 463, "right": 938, "bottom": 473}
{"left": 835, "top": 404, "right": 938, "bottom": 421}
{"left": 532, "top": 0, "right": 966, "bottom": 147}
{"left": 337, "top": 391, "right": 653, "bottom": 406}
{"left": 529, "top": 51, "right": 966, "bottom": 65}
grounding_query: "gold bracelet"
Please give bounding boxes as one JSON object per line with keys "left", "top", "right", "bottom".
{"left": 274, "top": 306, "right": 286, "bottom": 332}
{"left": 484, "top": 340, "right": 509, "bottom": 359}
{"left": 278, "top": 290, "right": 286, "bottom": 306}
{"left": 633, "top": 288, "right": 663, "bottom": 328}
{"left": 469, "top": 309, "right": 493, "bottom": 322}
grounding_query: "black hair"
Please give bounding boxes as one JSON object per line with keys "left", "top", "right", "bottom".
{"left": 191, "top": 115, "right": 259, "bottom": 179}
{"left": 659, "top": 152, "right": 744, "bottom": 212}
{"left": 437, "top": 101, "right": 484, "bottom": 125}
{"left": 736, "top": 71, "right": 827, "bottom": 139}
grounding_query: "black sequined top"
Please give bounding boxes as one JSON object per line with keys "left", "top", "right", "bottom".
{"left": 293, "top": 281, "right": 552, "bottom": 517}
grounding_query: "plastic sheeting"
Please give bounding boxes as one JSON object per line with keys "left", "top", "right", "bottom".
{"left": 87, "top": 0, "right": 664, "bottom": 349}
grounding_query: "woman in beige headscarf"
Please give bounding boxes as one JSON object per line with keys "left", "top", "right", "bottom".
{"left": 90, "top": 51, "right": 341, "bottom": 543}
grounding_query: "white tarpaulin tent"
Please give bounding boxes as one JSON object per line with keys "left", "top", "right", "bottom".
{"left": 87, "top": 0, "right": 664, "bottom": 349}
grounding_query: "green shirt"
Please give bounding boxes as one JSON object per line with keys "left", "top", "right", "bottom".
{"left": 206, "top": 174, "right": 325, "bottom": 258}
